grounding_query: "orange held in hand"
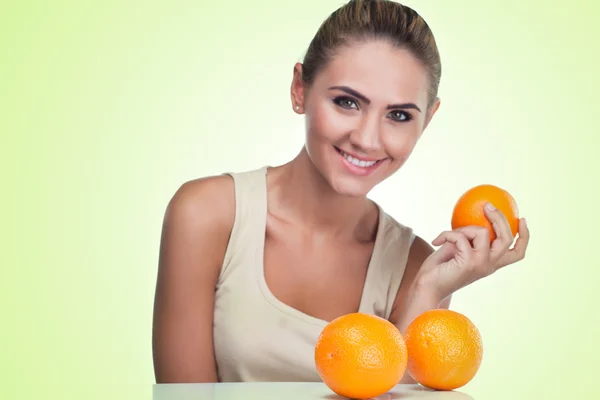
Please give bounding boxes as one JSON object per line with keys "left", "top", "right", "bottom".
{"left": 451, "top": 184, "right": 519, "bottom": 242}
{"left": 404, "top": 309, "right": 483, "bottom": 391}
{"left": 314, "top": 313, "right": 408, "bottom": 400}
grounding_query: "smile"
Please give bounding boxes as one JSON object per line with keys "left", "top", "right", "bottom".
{"left": 335, "top": 147, "right": 384, "bottom": 167}
{"left": 334, "top": 146, "right": 386, "bottom": 176}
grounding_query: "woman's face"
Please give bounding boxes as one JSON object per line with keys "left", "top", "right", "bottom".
{"left": 291, "top": 40, "right": 440, "bottom": 197}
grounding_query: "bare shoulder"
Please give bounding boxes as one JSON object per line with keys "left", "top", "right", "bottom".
{"left": 159, "top": 173, "right": 236, "bottom": 280}
{"left": 164, "top": 174, "right": 235, "bottom": 231}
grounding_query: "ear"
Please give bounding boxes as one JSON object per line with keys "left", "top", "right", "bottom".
{"left": 422, "top": 97, "right": 441, "bottom": 131}
{"left": 290, "top": 62, "right": 306, "bottom": 114}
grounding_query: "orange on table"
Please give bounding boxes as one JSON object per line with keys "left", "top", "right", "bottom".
{"left": 451, "top": 184, "right": 519, "bottom": 242}
{"left": 314, "top": 312, "right": 408, "bottom": 400}
{"left": 404, "top": 309, "right": 483, "bottom": 391}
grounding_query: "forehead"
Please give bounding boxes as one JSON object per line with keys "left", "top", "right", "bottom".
{"left": 315, "top": 40, "right": 430, "bottom": 104}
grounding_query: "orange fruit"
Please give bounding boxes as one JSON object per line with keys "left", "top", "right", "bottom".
{"left": 451, "top": 184, "right": 519, "bottom": 242}
{"left": 404, "top": 309, "right": 483, "bottom": 390}
{"left": 314, "top": 313, "right": 408, "bottom": 399}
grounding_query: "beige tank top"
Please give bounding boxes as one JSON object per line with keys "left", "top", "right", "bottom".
{"left": 212, "top": 166, "right": 415, "bottom": 382}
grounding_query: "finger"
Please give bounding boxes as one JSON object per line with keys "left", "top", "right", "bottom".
{"left": 483, "top": 202, "right": 514, "bottom": 253}
{"left": 430, "top": 231, "right": 474, "bottom": 266}
{"left": 431, "top": 232, "right": 446, "bottom": 246}
{"left": 454, "top": 225, "right": 491, "bottom": 252}
{"left": 515, "top": 217, "right": 530, "bottom": 253}
{"left": 497, "top": 218, "right": 530, "bottom": 267}
{"left": 431, "top": 231, "right": 473, "bottom": 255}
{"left": 430, "top": 241, "right": 458, "bottom": 264}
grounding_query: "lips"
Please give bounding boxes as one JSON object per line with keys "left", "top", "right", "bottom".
{"left": 334, "top": 146, "right": 385, "bottom": 166}
{"left": 334, "top": 146, "right": 387, "bottom": 176}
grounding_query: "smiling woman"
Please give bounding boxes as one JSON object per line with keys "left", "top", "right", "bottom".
{"left": 295, "top": 37, "right": 435, "bottom": 196}
{"left": 151, "top": 0, "right": 529, "bottom": 384}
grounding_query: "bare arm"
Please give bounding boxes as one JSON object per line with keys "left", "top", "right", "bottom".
{"left": 152, "top": 176, "right": 235, "bottom": 383}
{"left": 388, "top": 235, "right": 451, "bottom": 384}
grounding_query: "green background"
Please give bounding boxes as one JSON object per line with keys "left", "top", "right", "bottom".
{"left": 2, "top": 0, "right": 598, "bottom": 399}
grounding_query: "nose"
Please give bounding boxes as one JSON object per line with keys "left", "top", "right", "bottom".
{"left": 348, "top": 114, "right": 383, "bottom": 154}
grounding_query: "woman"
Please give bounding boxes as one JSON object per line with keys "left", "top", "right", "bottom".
{"left": 152, "top": 0, "right": 530, "bottom": 384}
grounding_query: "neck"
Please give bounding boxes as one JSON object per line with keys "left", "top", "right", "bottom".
{"left": 268, "top": 147, "right": 377, "bottom": 239}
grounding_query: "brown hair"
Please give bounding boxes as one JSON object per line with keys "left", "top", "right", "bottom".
{"left": 301, "top": 0, "right": 441, "bottom": 108}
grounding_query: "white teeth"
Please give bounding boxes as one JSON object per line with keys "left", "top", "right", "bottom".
{"left": 340, "top": 150, "right": 378, "bottom": 168}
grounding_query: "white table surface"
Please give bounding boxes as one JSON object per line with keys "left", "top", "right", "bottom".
{"left": 153, "top": 382, "right": 474, "bottom": 400}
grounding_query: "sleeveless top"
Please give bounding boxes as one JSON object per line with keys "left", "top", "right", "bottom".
{"left": 212, "top": 166, "right": 415, "bottom": 382}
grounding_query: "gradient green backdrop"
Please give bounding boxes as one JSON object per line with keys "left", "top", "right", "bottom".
{"left": 2, "top": 0, "right": 598, "bottom": 399}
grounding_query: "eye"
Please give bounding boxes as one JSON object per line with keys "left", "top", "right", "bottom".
{"left": 388, "top": 110, "right": 412, "bottom": 122}
{"left": 333, "top": 96, "right": 359, "bottom": 110}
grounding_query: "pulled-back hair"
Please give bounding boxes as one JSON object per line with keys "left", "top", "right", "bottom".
{"left": 302, "top": 0, "right": 441, "bottom": 107}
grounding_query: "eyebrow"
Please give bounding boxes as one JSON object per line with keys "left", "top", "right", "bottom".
{"left": 328, "top": 85, "right": 422, "bottom": 113}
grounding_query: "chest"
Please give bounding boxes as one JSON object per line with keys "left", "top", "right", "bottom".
{"left": 263, "top": 220, "right": 376, "bottom": 323}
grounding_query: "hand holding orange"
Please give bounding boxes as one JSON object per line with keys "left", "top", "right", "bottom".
{"left": 451, "top": 184, "right": 520, "bottom": 243}
{"left": 417, "top": 184, "right": 529, "bottom": 301}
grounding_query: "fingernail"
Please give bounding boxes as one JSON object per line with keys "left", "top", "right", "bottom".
{"left": 484, "top": 202, "right": 496, "bottom": 211}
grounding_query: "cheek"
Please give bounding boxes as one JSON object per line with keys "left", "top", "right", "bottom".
{"left": 306, "top": 101, "right": 351, "bottom": 142}
{"left": 382, "top": 128, "right": 420, "bottom": 159}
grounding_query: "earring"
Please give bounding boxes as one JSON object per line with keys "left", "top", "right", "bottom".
{"left": 295, "top": 105, "right": 300, "bottom": 111}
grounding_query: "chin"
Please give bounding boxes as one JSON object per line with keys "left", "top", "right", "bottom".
{"left": 327, "top": 174, "right": 378, "bottom": 198}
